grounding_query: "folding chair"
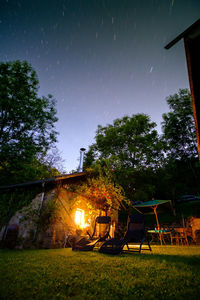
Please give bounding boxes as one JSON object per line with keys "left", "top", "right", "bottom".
{"left": 72, "top": 216, "right": 111, "bottom": 251}
{"left": 99, "top": 214, "right": 152, "bottom": 254}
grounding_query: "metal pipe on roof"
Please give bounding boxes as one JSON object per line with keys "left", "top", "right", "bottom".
{"left": 79, "top": 148, "right": 86, "bottom": 172}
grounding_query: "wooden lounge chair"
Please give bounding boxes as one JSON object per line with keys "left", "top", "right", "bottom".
{"left": 72, "top": 216, "right": 111, "bottom": 251}
{"left": 99, "top": 214, "right": 152, "bottom": 254}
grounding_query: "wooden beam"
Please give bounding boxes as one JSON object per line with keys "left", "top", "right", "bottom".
{"left": 184, "top": 37, "right": 200, "bottom": 159}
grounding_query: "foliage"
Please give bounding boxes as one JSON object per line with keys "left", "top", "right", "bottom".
{"left": 84, "top": 114, "right": 164, "bottom": 202}
{"left": 85, "top": 114, "right": 163, "bottom": 169}
{"left": 161, "top": 89, "right": 200, "bottom": 200}
{"left": 175, "top": 200, "right": 200, "bottom": 219}
{"left": 162, "top": 89, "right": 198, "bottom": 160}
{"left": 70, "top": 165, "right": 128, "bottom": 213}
{"left": 0, "top": 247, "right": 200, "bottom": 299}
{"left": 39, "top": 148, "right": 65, "bottom": 175}
{"left": 0, "top": 60, "right": 59, "bottom": 185}
{"left": 0, "top": 187, "right": 42, "bottom": 228}
{"left": 37, "top": 196, "right": 59, "bottom": 231}
{"left": 159, "top": 159, "right": 200, "bottom": 201}
{"left": 84, "top": 90, "right": 200, "bottom": 203}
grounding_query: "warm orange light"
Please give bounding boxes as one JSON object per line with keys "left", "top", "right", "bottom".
{"left": 75, "top": 209, "right": 85, "bottom": 227}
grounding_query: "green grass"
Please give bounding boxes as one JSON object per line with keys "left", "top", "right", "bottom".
{"left": 0, "top": 246, "right": 200, "bottom": 299}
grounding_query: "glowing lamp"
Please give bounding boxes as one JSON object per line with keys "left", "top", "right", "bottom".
{"left": 75, "top": 209, "right": 85, "bottom": 227}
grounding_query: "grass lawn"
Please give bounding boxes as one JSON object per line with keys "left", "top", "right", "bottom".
{"left": 0, "top": 246, "right": 200, "bottom": 300}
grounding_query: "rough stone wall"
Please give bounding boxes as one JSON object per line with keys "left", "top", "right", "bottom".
{"left": 36, "top": 188, "right": 77, "bottom": 248}
{"left": 0, "top": 192, "right": 43, "bottom": 248}
{"left": 0, "top": 188, "right": 70, "bottom": 249}
{"left": 0, "top": 186, "right": 118, "bottom": 249}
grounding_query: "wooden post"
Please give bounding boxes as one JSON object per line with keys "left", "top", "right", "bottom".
{"left": 184, "top": 36, "right": 200, "bottom": 159}
{"left": 153, "top": 206, "right": 162, "bottom": 245}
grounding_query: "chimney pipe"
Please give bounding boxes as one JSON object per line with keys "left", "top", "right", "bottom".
{"left": 79, "top": 148, "right": 86, "bottom": 172}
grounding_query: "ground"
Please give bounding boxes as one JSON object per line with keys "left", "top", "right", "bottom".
{"left": 0, "top": 246, "right": 200, "bottom": 299}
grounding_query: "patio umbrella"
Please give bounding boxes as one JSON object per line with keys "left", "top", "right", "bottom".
{"left": 133, "top": 199, "right": 173, "bottom": 229}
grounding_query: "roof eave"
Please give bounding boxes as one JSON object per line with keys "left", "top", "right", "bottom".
{"left": 165, "top": 18, "right": 200, "bottom": 49}
{"left": 0, "top": 172, "right": 87, "bottom": 191}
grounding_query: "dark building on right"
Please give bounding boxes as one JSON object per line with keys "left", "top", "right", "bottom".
{"left": 165, "top": 19, "right": 200, "bottom": 159}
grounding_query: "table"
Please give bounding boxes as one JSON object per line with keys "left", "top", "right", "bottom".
{"left": 148, "top": 229, "right": 172, "bottom": 245}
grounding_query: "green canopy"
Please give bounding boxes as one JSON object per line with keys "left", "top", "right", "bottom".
{"left": 133, "top": 199, "right": 173, "bottom": 229}
{"left": 134, "top": 199, "right": 171, "bottom": 208}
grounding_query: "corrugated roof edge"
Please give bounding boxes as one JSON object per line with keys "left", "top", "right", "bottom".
{"left": 0, "top": 172, "right": 87, "bottom": 190}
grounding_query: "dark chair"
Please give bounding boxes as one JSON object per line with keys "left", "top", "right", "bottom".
{"left": 170, "top": 227, "right": 189, "bottom": 246}
{"left": 99, "top": 214, "right": 152, "bottom": 254}
{"left": 72, "top": 216, "right": 111, "bottom": 251}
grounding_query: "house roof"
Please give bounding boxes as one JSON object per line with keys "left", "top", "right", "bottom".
{"left": 0, "top": 172, "right": 87, "bottom": 191}
{"left": 165, "top": 18, "right": 200, "bottom": 49}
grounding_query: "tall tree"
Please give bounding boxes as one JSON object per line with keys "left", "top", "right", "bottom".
{"left": 161, "top": 89, "right": 200, "bottom": 200}
{"left": 85, "top": 114, "right": 163, "bottom": 169}
{"left": 84, "top": 114, "right": 164, "bottom": 201}
{"left": 162, "top": 89, "right": 198, "bottom": 160}
{"left": 0, "top": 60, "right": 59, "bottom": 184}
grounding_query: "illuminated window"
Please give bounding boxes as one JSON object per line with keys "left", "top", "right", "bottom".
{"left": 75, "top": 209, "right": 85, "bottom": 227}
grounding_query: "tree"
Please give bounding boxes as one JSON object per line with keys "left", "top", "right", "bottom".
{"left": 161, "top": 89, "right": 200, "bottom": 200}
{"left": 84, "top": 114, "right": 164, "bottom": 201}
{"left": 0, "top": 60, "right": 59, "bottom": 184}
{"left": 85, "top": 114, "right": 163, "bottom": 169}
{"left": 162, "top": 89, "right": 198, "bottom": 160}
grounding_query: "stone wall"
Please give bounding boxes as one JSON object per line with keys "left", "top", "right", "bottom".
{"left": 0, "top": 192, "right": 44, "bottom": 248}
{"left": 0, "top": 186, "right": 118, "bottom": 249}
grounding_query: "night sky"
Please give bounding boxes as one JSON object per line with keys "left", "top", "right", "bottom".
{"left": 1, "top": 0, "right": 200, "bottom": 172}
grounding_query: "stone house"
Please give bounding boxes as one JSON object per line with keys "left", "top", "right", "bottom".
{"left": 0, "top": 172, "right": 118, "bottom": 249}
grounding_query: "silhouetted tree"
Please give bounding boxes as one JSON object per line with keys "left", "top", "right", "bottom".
{"left": 84, "top": 114, "right": 164, "bottom": 201}
{"left": 0, "top": 60, "right": 59, "bottom": 184}
{"left": 162, "top": 88, "right": 198, "bottom": 160}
